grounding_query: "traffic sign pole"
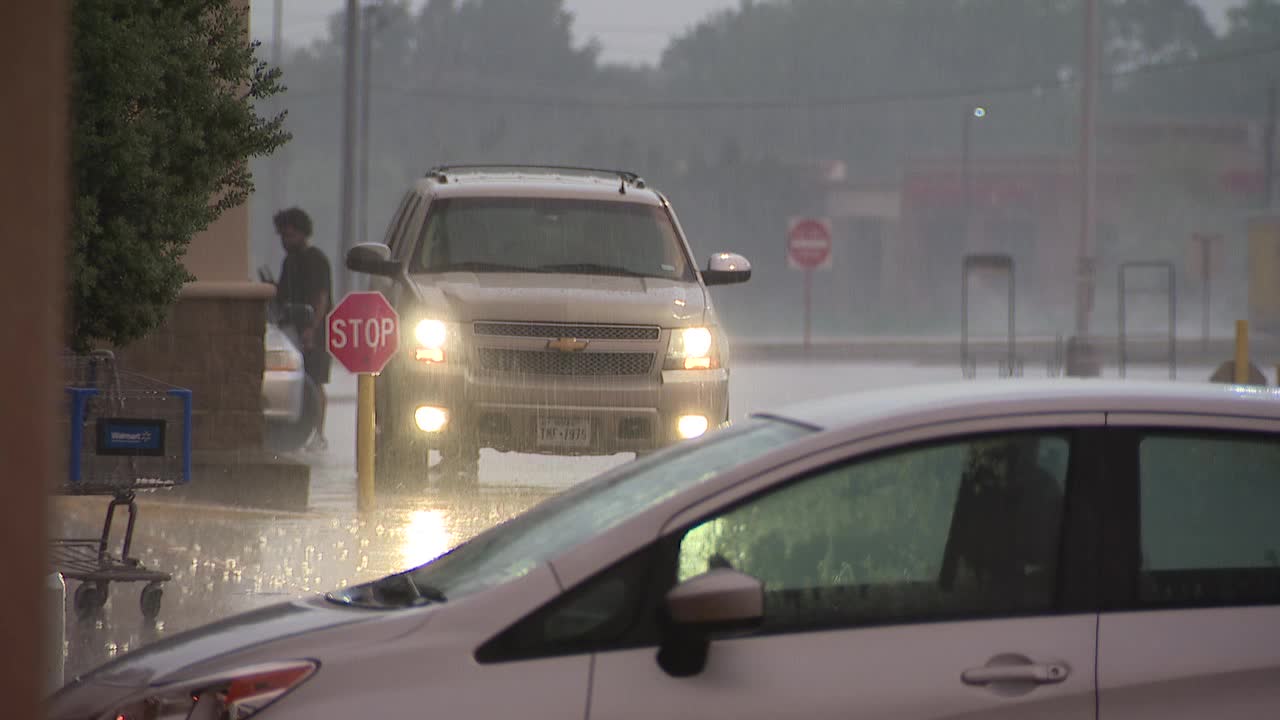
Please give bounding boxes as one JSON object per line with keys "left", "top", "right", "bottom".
{"left": 327, "top": 291, "right": 400, "bottom": 512}
{"left": 787, "top": 217, "right": 832, "bottom": 353}
{"left": 804, "top": 268, "right": 812, "bottom": 351}
{"left": 357, "top": 373, "right": 375, "bottom": 511}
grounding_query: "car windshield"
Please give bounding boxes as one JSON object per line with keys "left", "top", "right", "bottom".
{"left": 327, "top": 417, "right": 812, "bottom": 608}
{"left": 411, "top": 197, "right": 695, "bottom": 281}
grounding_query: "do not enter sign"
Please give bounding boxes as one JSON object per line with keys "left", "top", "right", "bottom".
{"left": 787, "top": 217, "right": 833, "bottom": 270}
{"left": 327, "top": 291, "right": 400, "bottom": 374}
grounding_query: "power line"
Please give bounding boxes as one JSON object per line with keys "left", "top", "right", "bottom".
{"left": 284, "top": 42, "right": 1280, "bottom": 111}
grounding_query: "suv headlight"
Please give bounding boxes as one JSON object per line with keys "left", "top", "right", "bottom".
{"left": 665, "top": 327, "right": 719, "bottom": 370}
{"left": 412, "top": 319, "right": 448, "bottom": 364}
{"left": 105, "top": 660, "right": 317, "bottom": 720}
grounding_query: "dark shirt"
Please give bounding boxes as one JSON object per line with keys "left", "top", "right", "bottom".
{"left": 277, "top": 246, "right": 331, "bottom": 327}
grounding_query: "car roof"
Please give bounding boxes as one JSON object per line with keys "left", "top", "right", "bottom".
{"left": 759, "top": 379, "right": 1280, "bottom": 433}
{"left": 414, "top": 165, "right": 666, "bottom": 206}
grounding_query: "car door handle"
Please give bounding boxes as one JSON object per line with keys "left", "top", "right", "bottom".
{"left": 962, "top": 661, "right": 1070, "bottom": 686}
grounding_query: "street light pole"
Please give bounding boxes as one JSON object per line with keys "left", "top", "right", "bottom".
{"left": 270, "top": 0, "right": 286, "bottom": 220}
{"left": 961, "top": 106, "right": 985, "bottom": 244}
{"left": 961, "top": 108, "right": 971, "bottom": 243}
{"left": 358, "top": 3, "right": 376, "bottom": 248}
{"left": 1068, "top": 0, "right": 1101, "bottom": 376}
{"left": 339, "top": 0, "right": 360, "bottom": 297}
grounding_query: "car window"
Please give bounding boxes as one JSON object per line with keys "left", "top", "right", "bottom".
{"left": 410, "top": 197, "right": 694, "bottom": 281}
{"left": 381, "top": 192, "right": 414, "bottom": 251}
{"left": 387, "top": 194, "right": 422, "bottom": 259}
{"left": 325, "top": 418, "right": 812, "bottom": 608}
{"left": 1136, "top": 431, "right": 1280, "bottom": 608}
{"left": 476, "top": 548, "right": 660, "bottom": 663}
{"left": 677, "top": 432, "right": 1071, "bottom": 633}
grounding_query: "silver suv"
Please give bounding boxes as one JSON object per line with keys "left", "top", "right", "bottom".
{"left": 346, "top": 165, "right": 751, "bottom": 487}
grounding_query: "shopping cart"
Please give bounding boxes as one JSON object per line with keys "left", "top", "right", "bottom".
{"left": 51, "top": 351, "right": 192, "bottom": 620}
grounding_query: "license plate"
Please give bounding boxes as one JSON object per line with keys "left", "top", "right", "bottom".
{"left": 537, "top": 417, "right": 591, "bottom": 448}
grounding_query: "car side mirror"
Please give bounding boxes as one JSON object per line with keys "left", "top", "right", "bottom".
{"left": 346, "top": 243, "right": 400, "bottom": 277}
{"left": 657, "top": 569, "right": 763, "bottom": 678}
{"left": 703, "top": 253, "right": 752, "bottom": 286}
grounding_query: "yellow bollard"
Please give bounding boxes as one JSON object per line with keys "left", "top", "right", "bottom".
{"left": 1234, "top": 320, "right": 1249, "bottom": 385}
{"left": 356, "top": 373, "right": 376, "bottom": 511}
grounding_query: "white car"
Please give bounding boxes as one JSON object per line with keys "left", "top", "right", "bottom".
{"left": 50, "top": 380, "right": 1280, "bottom": 720}
{"left": 262, "top": 322, "right": 318, "bottom": 451}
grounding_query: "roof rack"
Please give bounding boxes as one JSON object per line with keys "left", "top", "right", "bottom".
{"left": 426, "top": 164, "right": 646, "bottom": 194}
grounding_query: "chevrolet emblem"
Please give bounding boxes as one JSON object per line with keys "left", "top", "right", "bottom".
{"left": 547, "top": 337, "right": 589, "bottom": 352}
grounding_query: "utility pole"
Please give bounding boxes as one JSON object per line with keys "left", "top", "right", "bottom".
{"left": 1265, "top": 82, "right": 1277, "bottom": 207}
{"left": 270, "top": 0, "right": 284, "bottom": 219}
{"left": 1067, "top": 0, "right": 1101, "bottom": 376}
{"left": 339, "top": 0, "right": 360, "bottom": 297}
{"left": 358, "top": 3, "right": 376, "bottom": 247}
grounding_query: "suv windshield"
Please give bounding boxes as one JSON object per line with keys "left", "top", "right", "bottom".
{"left": 327, "top": 417, "right": 812, "bottom": 608}
{"left": 411, "top": 197, "right": 695, "bottom": 281}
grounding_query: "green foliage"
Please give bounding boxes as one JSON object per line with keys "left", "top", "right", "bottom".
{"left": 70, "top": 0, "right": 289, "bottom": 351}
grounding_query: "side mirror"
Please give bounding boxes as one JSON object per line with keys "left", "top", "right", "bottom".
{"left": 346, "top": 243, "right": 400, "bottom": 277}
{"left": 657, "top": 569, "right": 763, "bottom": 678}
{"left": 702, "top": 253, "right": 752, "bottom": 286}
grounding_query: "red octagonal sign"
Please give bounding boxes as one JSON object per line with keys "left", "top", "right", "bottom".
{"left": 327, "top": 292, "right": 400, "bottom": 374}
{"left": 787, "top": 217, "right": 832, "bottom": 270}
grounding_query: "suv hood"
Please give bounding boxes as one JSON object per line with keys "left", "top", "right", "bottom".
{"left": 413, "top": 272, "right": 707, "bottom": 326}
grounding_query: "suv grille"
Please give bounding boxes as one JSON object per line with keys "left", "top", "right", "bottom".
{"left": 478, "top": 349, "right": 654, "bottom": 376}
{"left": 473, "top": 322, "right": 660, "bottom": 341}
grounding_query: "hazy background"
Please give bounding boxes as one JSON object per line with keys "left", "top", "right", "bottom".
{"left": 244, "top": 0, "right": 1279, "bottom": 343}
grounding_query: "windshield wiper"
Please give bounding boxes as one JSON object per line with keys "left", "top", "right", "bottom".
{"left": 325, "top": 572, "right": 446, "bottom": 609}
{"left": 401, "top": 572, "right": 447, "bottom": 605}
{"left": 536, "top": 262, "right": 652, "bottom": 278}
{"left": 432, "top": 261, "right": 536, "bottom": 273}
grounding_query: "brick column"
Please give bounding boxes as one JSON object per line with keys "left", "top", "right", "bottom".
{"left": 112, "top": 282, "right": 311, "bottom": 511}
{"left": 115, "top": 282, "right": 274, "bottom": 451}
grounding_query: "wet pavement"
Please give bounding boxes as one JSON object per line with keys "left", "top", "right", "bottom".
{"left": 50, "top": 357, "right": 1255, "bottom": 680}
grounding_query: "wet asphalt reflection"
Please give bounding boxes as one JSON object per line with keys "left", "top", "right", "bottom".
{"left": 51, "top": 448, "right": 623, "bottom": 680}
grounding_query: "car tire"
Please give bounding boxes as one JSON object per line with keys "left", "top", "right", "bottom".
{"left": 373, "top": 376, "right": 431, "bottom": 492}
{"left": 433, "top": 435, "right": 480, "bottom": 490}
{"left": 375, "top": 430, "right": 430, "bottom": 493}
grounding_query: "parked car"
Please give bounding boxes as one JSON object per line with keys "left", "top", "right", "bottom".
{"left": 262, "top": 321, "right": 318, "bottom": 452}
{"left": 50, "top": 380, "right": 1280, "bottom": 720}
{"left": 346, "top": 165, "right": 752, "bottom": 487}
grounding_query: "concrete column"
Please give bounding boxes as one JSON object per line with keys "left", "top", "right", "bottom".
{"left": 0, "top": 0, "right": 68, "bottom": 711}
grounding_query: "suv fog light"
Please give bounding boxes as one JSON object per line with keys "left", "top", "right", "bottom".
{"left": 414, "top": 347, "right": 445, "bottom": 363}
{"left": 677, "top": 415, "right": 709, "bottom": 439}
{"left": 415, "top": 406, "right": 448, "bottom": 433}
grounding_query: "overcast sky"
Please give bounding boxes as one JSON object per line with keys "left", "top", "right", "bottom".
{"left": 251, "top": 0, "right": 1247, "bottom": 66}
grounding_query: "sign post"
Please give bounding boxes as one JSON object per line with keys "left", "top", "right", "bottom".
{"left": 787, "top": 217, "right": 833, "bottom": 350}
{"left": 327, "top": 292, "right": 400, "bottom": 511}
{"left": 1190, "top": 233, "right": 1222, "bottom": 351}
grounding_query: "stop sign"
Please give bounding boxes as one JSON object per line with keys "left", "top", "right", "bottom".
{"left": 787, "top": 217, "right": 833, "bottom": 270}
{"left": 327, "top": 292, "right": 400, "bottom": 374}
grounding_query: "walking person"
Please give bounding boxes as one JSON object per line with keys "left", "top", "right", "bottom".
{"left": 274, "top": 207, "right": 332, "bottom": 452}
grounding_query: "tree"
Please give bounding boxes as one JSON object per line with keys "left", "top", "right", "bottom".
{"left": 70, "top": 0, "right": 288, "bottom": 351}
